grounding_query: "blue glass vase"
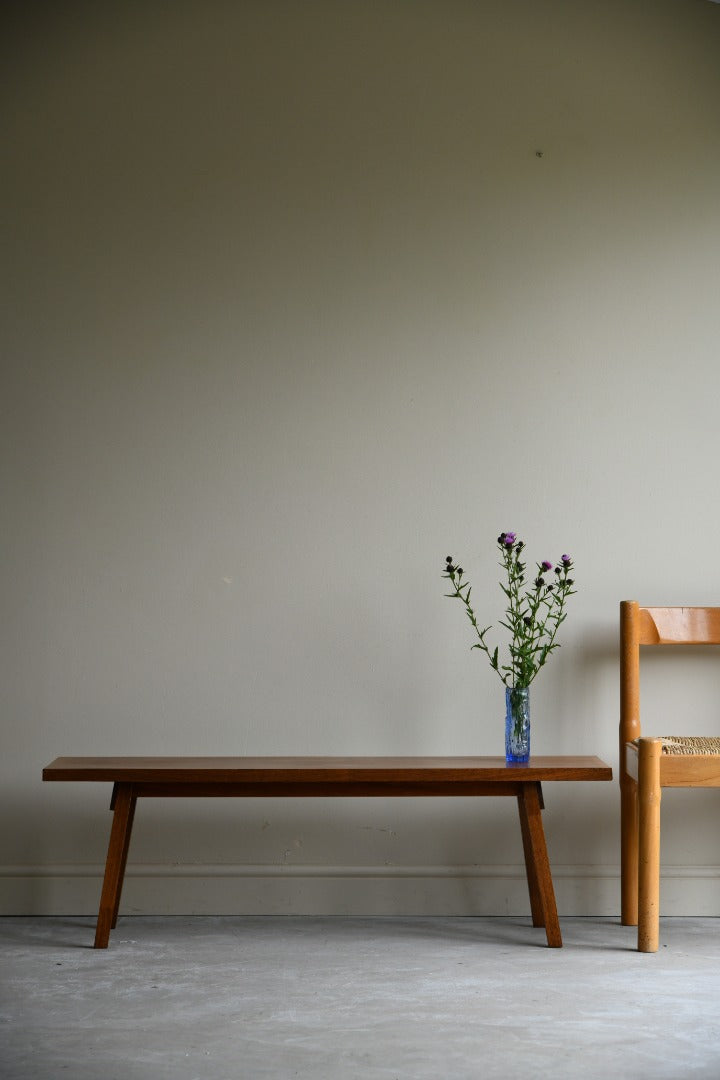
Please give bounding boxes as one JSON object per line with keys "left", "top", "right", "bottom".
{"left": 505, "top": 686, "right": 530, "bottom": 763}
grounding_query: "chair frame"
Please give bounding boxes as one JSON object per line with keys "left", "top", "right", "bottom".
{"left": 620, "top": 600, "right": 720, "bottom": 951}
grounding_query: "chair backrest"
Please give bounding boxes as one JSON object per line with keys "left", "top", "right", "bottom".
{"left": 631, "top": 605, "right": 720, "bottom": 646}
{"left": 619, "top": 601, "right": 720, "bottom": 751}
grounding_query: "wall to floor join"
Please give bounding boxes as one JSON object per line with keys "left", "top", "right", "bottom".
{"left": 6, "top": 859, "right": 720, "bottom": 918}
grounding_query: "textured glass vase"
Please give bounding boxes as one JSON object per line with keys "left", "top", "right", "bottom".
{"left": 505, "top": 686, "right": 530, "bottom": 763}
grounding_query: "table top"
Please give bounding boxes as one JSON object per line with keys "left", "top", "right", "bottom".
{"left": 43, "top": 756, "right": 612, "bottom": 784}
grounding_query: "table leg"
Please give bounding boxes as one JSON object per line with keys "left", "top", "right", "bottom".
{"left": 518, "top": 785, "right": 545, "bottom": 929}
{"left": 517, "top": 782, "right": 562, "bottom": 948}
{"left": 111, "top": 787, "right": 136, "bottom": 930}
{"left": 94, "top": 783, "right": 136, "bottom": 949}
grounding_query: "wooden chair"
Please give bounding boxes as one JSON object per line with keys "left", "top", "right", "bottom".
{"left": 620, "top": 601, "right": 720, "bottom": 951}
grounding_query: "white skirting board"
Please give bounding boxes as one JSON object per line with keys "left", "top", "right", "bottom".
{"left": 2, "top": 863, "right": 720, "bottom": 917}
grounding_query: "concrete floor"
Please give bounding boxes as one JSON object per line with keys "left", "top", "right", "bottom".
{"left": 2, "top": 916, "right": 720, "bottom": 1080}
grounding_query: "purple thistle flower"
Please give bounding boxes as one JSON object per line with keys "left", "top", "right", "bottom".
{"left": 443, "top": 531, "right": 576, "bottom": 690}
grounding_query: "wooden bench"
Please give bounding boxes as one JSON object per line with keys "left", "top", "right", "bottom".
{"left": 42, "top": 755, "right": 612, "bottom": 949}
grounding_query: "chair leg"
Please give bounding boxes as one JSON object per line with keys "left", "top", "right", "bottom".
{"left": 620, "top": 775, "right": 639, "bottom": 926}
{"left": 637, "top": 739, "right": 662, "bottom": 952}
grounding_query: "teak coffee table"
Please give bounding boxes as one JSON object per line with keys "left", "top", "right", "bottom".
{"left": 42, "top": 755, "right": 612, "bottom": 949}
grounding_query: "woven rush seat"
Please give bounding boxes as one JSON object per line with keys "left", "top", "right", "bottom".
{"left": 655, "top": 736, "right": 720, "bottom": 755}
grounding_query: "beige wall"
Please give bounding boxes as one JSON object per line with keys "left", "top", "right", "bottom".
{"left": 3, "top": 0, "right": 720, "bottom": 916}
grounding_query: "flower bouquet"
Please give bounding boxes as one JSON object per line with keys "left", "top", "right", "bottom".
{"left": 443, "top": 532, "right": 576, "bottom": 761}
